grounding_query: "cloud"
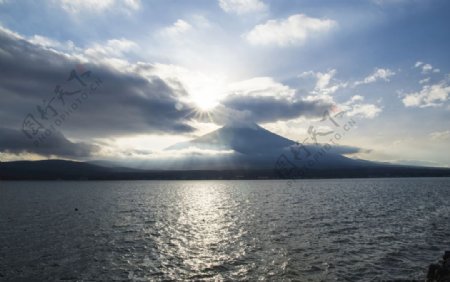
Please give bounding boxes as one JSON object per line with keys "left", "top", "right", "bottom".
{"left": 298, "top": 69, "right": 383, "bottom": 119}
{"left": 0, "top": 128, "right": 98, "bottom": 159}
{"left": 220, "top": 95, "right": 332, "bottom": 124}
{"left": 84, "top": 38, "right": 138, "bottom": 58}
{"left": 422, "top": 64, "right": 433, "bottom": 73}
{"left": 1, "top": 25, "right": 338, "bottom": 143}
{"left": 329, "top": 145, "right": 372, "bottom": 155}
{"left": 402, "top": 82, "right": 450, "bottom": 107}
{"left": 349, "top": 95, "right": 364, "bottom": 103}
{"left": 160, "top": 19, "right": 192, "bottom": 38}
{"left": 372, "top": 0, "right": 409, "bottom": 5}
{"left": 57, "top": 0, "right": 140, "bottom": 13}
{"left": 244, "top": 14, "right": 336, "bottom": 46}
{"left": 419, "top": 77, "right": 430, "bottom": 84}
{"left": 226, "top": 77, "right": 294, "bottom": 99}
{"left": 346, "top": 104, "right": 382, "bottom": 119}
{"left": 59, "top": 0, "right": 114, "bottom": 13}
{"left": 219, "top": 0, "right": 267, "bottom": 15}
{"left": 387, "top": 159, "right": 447, "bottom": 168}
{"left": 429, "top": 130, "right": 450, "bottom": 141}
{"left": 299, "top": 69, "right": 347, "bottom": 95}
{"left": 344, "top": 95, "right": 382, "bottom": 119}
{"left": 140, "top": 63, "right": 229, "bottom": 112}
{"left": 207, "top": 77, "right": 333, "bottom": 124}
{"left": 354, "top": 68, "right": 395, "bottom": 86}
{"left": 155, "top": 147, "right": 234, "bottom": 157}
{"left": 123, "top": 0, "right": 140, "bottom": 10}
{"left": 314, "top": 69, "right": 336, "bottom": 91}
{"left": 29, "top": 35, "right": 77, "bottom": 52}
{"left": 0, "top": 26, "right": 196, "bottom": 141}
{"left": 414, "top": 61, "right": 439, "bottom": 74}
{"left": 314, "top": 69, "right": 347, "bottom": 95}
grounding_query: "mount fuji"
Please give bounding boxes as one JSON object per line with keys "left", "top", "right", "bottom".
{"left": 163, "top": 123, "right": 377, "bottom": 171}
{"left": 2, "top": 123, "right": 449, "bottom": 180}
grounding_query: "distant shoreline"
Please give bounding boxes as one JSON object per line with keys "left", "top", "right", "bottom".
{"left": 1, "top": 160, "right": 450, "bottom": 181}
{"left": 2, "top": 176, "right": 450, "bottom": 182}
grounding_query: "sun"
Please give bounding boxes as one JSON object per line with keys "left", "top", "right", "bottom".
{"left": 192, "top": 95, "right": 219, "bottom": 112}
{"left": 172, "top": 69, "right": 227, "bottom": 112}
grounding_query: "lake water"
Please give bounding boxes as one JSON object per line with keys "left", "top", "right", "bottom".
{"left": 1, "top": 178, "right": 449, "bottom": 281}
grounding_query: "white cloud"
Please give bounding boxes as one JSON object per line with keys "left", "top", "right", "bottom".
{"left": 244, "top": 14, "right": 336, "bottom": 46}
{"left": 312, "top": 69, "right": 348, "bottom": 95}
{"left": 419, "top": 77, "right": 430, "bottom": 84}
{"left": 139, "top": 63, "right": 229, "bottom": 111}
{"left": 27, "top": 35, "right": 78, "bottom": 53}
{"left": 414, "top": 61, "right": 439, "bottom": 74}
{"left": 429, "top": 130, "right": 450, "bottom": 141}
{"left": 347, "top": 104, "right": 382, "bottom": 119}
{"left": 227, "top": 77, "right": 295, "bottom": 99}
{"left": 298, "top": 70, "right": 315, "bottom": 78}
{"left": 219, "top": 0, "right": 267, "bottom": 14}
{"left": 0, "top": 28, "right": 81, "bottom": 56}
{"left": 57, "top": 0, "right": 140, "bottom": 13}
{"left": 300, "top": 69, "right": 347, "bottom": 96}
{"left": 315, "top": 69, "right": 335, "bottom": 90}
{"left": 402, "top": 82, "right": 450, "bottom": 107}
{"left": 349, "top": 95, "right": 364, "bottom": 103}
{"left": 160, "top": 19, "right": 192, "bottom": 37}
{"left": 343, "top": 95, "right": 382, "bottom": 119}
{"left": 29, "top": 35, "right": 61, "bottom": 47}
{"left": 354, "top": 68, "right": 395, "bottom": 86}
{"left": 373, "top": 0, "right": 409, "bottom": 5}
{"left": 316, "top": 70, "right": 348, "bottom": 95}
{"left": 123, "top": 0, "right": 140, "bottom": 10}
{"left": 84, "top": 38, "right": 137, "bottom": 58}
{"left": 422, "top": 63, "right": 433, "bottom": 74}
{"left": 0, "top": 25, "right": 24, "bottom": 40}
{"left": 59, "top": 0, "right": 113, "bottom": 13}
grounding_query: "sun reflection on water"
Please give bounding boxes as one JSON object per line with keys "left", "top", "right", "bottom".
{"left": 151, "top": 182, "right": 249, "bottom": 280}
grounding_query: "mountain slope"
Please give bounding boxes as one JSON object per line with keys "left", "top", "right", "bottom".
{"left": 167, "top": 123, "right": 294, "bottom": 155}
{"left": 3, "top": 124, "right": 447, "bottom": 180}
{"left": 165, "top": 123, "right": 372, "bottom": 170}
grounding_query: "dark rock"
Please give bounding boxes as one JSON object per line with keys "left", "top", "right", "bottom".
{"left": 74, "top": 208, "right": 78, "bottom": 211}
{"left": 427, "top": 251, "right": 450, "bottom": 282}
{"left": 443, "top": 251, "right": 450, "bottom": 260}
{"left": 428, "top": 264, "right": 440, "bottom": 280}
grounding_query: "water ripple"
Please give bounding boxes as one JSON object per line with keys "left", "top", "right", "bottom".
{"left": 0, "top": 178, "right": 449, "bottom": 281}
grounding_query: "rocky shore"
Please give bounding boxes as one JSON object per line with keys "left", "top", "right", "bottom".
{"left": 427, "top": 251, "right": 450, "bottom": 282}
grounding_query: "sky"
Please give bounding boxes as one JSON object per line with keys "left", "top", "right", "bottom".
{"left": 0, "top": 0, "right": 449, "bottom": 167}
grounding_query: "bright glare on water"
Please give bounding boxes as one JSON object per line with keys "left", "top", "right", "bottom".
{"left": 1, "top": 178, "right": 449, "bottom": 281}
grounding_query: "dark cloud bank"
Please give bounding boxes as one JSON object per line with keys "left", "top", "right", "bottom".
{"left": 0, "top": 127, "right": 97, "bottom": 158}
{"left": 0, "top": 27, "right": 336, "bottom": 159}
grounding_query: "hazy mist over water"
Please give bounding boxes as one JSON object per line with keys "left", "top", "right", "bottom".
{"left": 1, "top": 178, "right": 449, "bottom": 281}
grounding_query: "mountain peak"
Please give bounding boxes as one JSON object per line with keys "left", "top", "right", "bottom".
{"left": 222, "top": 121, "right": 260, "bottom": 130}
{"left": 163, "top": 122, "right": 380, "bottom": 170}
{"left": 166, "top": 123, "right": 294, "bottom": 154}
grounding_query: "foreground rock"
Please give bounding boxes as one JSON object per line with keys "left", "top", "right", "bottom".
{"left": 427, "top": 251, "right": 450, "bottom": 282}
